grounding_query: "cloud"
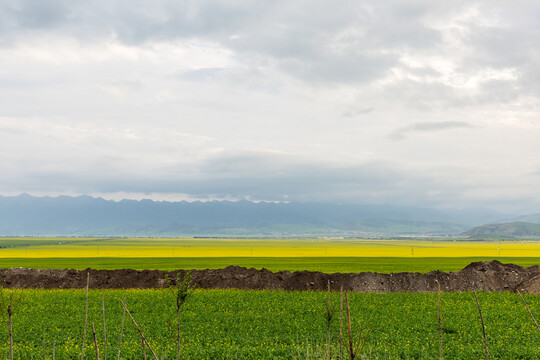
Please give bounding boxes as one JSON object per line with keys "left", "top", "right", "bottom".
{"left": 0, "top": 148, "right": 532, "bottom": 211}
{"left": 1, "top": 1, "right": 540, "bottom": 214}
{"left": 341, "top": 108, "right": 374, "bottom": 117}
{"left": 0, "top": 1, "right": 439, "bottom": 87}
{"left": 388, "top": 121, "right": 474, "bottom": 140}
{"left": 0, "top": 126, "right": 26, "bottom": 135}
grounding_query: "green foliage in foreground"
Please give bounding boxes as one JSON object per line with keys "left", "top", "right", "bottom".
{"left": 0, "top": 289, "right": 539, "bottom": 359}
{"left": 1, "top": 256, "right": 540, "bottom": 273}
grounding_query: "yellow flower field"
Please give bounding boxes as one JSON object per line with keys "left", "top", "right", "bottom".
{"left": 1, "top": 237, "right": 540, "bottom": 258}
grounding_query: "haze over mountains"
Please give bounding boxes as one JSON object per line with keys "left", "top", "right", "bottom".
{"left": 0, "top": 194, "right": 526, "bottom": 237}
{"left": 461, "top": 222, "right": 540, "bottom": 239}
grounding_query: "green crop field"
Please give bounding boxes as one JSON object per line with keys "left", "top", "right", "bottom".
{"left": 1, "top": 256, "right": 540, "bottom": 273}
{"left": 1, "top": 237, "right": 540, "bottom": 273}
{"left": 0, "top": 288, "right": 539, "bottom": 359}
{"left": 1, "top": 238, "right": 540, "bottom": 359}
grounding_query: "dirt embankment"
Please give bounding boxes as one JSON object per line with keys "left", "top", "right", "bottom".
{"left": 1, "top": 260, "right": 540, "bottom": 293}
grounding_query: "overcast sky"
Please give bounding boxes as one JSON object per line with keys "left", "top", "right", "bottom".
{"left": 1, "top": 0, "right": 540, "bottom": 213}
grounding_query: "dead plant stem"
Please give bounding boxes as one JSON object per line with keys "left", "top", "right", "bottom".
{"left": 474, "top": 291, "right": 489, "bottom": 360}
{"left": 119, "top": 300, "right": 159, "bottom": 360}
{"left": 344, "top": 293, "right": 354, "bottom": 360}
{"left": 438, "top": 282, "right": 442, "bottom": 360}
{"left": 82, "top": 272, "right": 89, "bottom": 360}
{"left": 327, "top": 280, "right": 331, "bottom": 360}
{"left": 102, "top": 295, "right": 107, "bottom": 360}
{"left": 339, "top": 286, "right": 343, "bottom": 360}
{"left": 142, "top": 334, "right": 147, "bottom": 360}
{"left": 117, "top": 296, "right": 126, "bottom": 360}
{"left": 91, "top": 322, "right": 100, "bottom": 360}
{"left": 517, "top": 290, "right": 540, "bottom": 333}
{"left": 8, "top": 305, "right": 13, "bottom": 360}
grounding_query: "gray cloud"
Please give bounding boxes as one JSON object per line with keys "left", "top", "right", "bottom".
{"left": 0, "top": 151, "right": 427, "bottom": 205}
{"left": 389, "top": 121, "right": 474, "bottom": 141}
{"left": 1, "top": 1, "right": 540, "bottom": 214}
{"left": 0, "top": 0, "right": 70, "bottom": 31}
{"left": 0, "top": 149, "right": 530, "bottom": 211}
{"left": 0, "top": 0, "right": 443, "bottom": 87}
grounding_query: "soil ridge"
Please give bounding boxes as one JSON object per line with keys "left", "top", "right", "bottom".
{"left": 1, "top": 260, "right": 540, "bottom": 293}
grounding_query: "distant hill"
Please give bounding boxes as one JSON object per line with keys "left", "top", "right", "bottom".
{"left": 511, "top": 213, "right": 540, "bottom": 224}
{"left": 0, "top": 194, "right": 509, "bottom": 237}
{"left": 461, "top": 221, "right": 540, "bottom": 239}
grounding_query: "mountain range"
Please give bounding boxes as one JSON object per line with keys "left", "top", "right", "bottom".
{"left": 0, "top": 194, "right": 519, "bottom": 237}
{"left": 461, "top": 221, "right": 540, "bottom": 239}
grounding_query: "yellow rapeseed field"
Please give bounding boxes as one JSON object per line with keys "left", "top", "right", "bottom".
{"left": 1, "top": 238, "right": 540, "bottom": 258}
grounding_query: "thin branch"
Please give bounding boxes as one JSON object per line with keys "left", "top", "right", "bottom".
{"left": 344, "top": 293, "right": 354, "bottom": 360}
{"left": 517, "top": 290, "right": 540, "bottom": 333}
{"left": 8, "top": 305, "right": 13, "bottom": 360}
{"left": 438, "top": 281, "right": 442, "bottom": 360}
{"left": 339, "top": 286, "right": 343, "bottom": 360}
{"left": 473, "top": 291, "right": 489, "bottom": 360}
{"left": 117, "top": 296, "right": 126, "bottom": 360}
{"left": 119, "top": 300, "right": 159, "bottom": 360}
{"left": 91, "top": 322, "right": 100, "bottom": 360}
{"left": 327, "top": 280, "right": 331, "bottom": 360}
{"left": 82, "top": 272, "right": 90, "bottom": 360}
{"left": 142, "top": 334, "right": 147, "bottom": 360}
{"left": 102, "top": 295, "right": 107, "bottom": 360}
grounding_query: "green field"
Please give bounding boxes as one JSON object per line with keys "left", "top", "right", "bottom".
{"left": 1, "top": 238, "right": 540, "bottom": 359}
{"left": 1, "top": 237, "right": 540, "bottom": 273}
{"left": 1, "top": 256, "right": 540, "bottom": 273}
{"left": 1, "top": 288, "right": 539, "bottom": 359}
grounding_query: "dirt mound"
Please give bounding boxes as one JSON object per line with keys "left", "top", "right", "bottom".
{"left": 1, "top": 261, "right": 539, "bottom": 293}
{"left": 516, "top": 274, "right": 540, "bottom": 294}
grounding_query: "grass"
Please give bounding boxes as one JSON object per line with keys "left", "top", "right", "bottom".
{"left": 1, "top": 289, "right": 540, "bottom": 359}
{"left": 1, "top": 256, "right": 540, "bottom": 273}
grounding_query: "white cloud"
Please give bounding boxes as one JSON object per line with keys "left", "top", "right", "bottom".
{"left": 0, "top": 1, "right": 540, "bottom": 212}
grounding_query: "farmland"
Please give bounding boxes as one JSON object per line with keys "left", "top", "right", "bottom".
{"left": 1, "top": 288, "right": 540, "bottom": 359}
{"left": 2, "top": 237, "right": 540, "bottom": 273}
{"left": 1, "top": 237, "right": 540, "bottom": 359}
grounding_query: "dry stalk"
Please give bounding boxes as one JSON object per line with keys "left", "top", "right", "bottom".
{"left": 82, "top": 272, "right": 90, "bottom": 360}
{"left": 438, "top": 281, "right": 442, "bottom": 360}
{"left": 0, "top": 289, "right": 22, "bottom": 360}
{"left": 344, "top": 293, "right": 354, "bottom": 360}
{"left": 119, "top": 300, "right": 159, "bottom": 360}
{"left": 339, "top": 286, "right": 343, "bottom": 360}
{"left": 102, "top": 295, "right": 107, "bottom": 360}
{"left": 42, "top": 340, "right": 45, "bottom": 360}
{"left": 473, "top": 291, "right": 489, "bottom": 360}
{"left": 91, "top": 322, "right": 100, "bottom": 360}
{"left": 342, "top": 292, "right": 370, "bottom": 360}
{"left": 142, "top": 334, "right": 147, "bottom": 360}
{"left": 168, "top": 271, "right": 193, "bottom": 360}
{"left": 517, "top": 290, "right": 540, "bottom": 333}
{"left": 327, "top": 280, "right": 332, "bottom": 360}
{"left": 117, "top": 295, "right": 126, "bottom": 360}
{"left": 8, "top": 305, "right": 13, "bottom": 360}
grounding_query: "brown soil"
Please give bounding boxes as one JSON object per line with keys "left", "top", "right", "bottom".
{"left": 1, "top": 260, "right": 540, "bottom": 293}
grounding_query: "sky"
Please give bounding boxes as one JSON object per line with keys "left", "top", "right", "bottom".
{"left": 1, "top": 1, "right": 540, "bottom": 213}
